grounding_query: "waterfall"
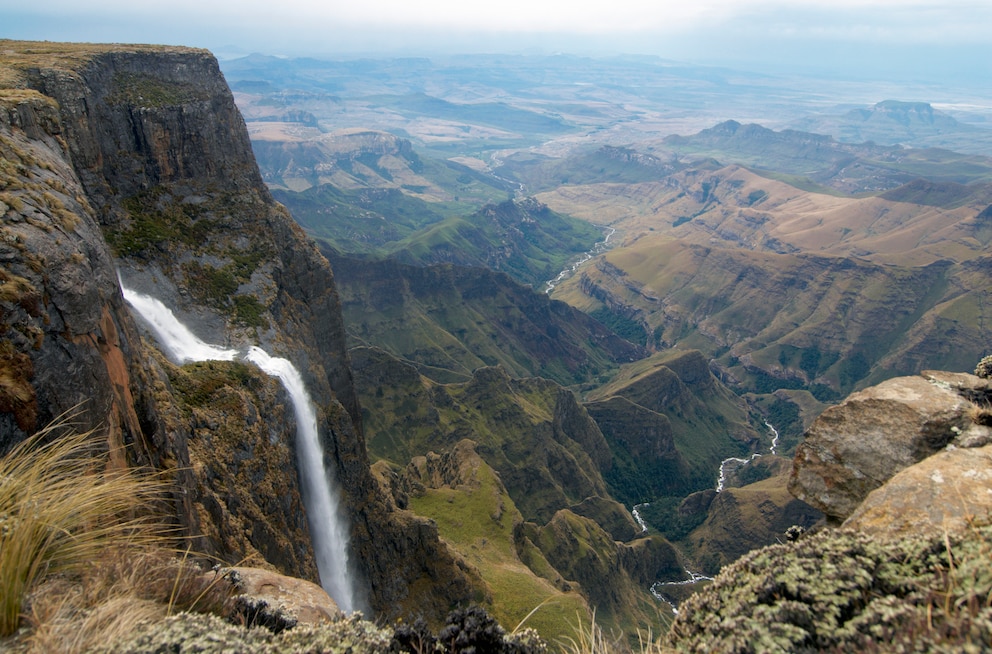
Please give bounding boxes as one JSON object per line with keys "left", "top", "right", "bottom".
{"left": 244, "top": 347, "right": 355, "bottom": 611}
{"left": 122, "top": 285, "right": 358, "bottom": 613}
{"left": 120, "top": 289, "right": 238, "bottom": 363}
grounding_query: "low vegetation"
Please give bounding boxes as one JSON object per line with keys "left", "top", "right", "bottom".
{"left": 0, "top": 419, "right": 236, "bottom": 652}
{"left": 666, "top": 523, "right": 992, "bottom": 653}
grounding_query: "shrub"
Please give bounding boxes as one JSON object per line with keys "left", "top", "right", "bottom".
{"left": 665, "top": 525, "right": 992, "bottom": 653}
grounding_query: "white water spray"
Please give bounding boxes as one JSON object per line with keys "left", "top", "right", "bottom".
{"left": 765, "top": 421, "right": 780, "bottom": 456}
{"left": 122, "top": 286, "right": 358, "bottom": 612}
{"left": 650, "top": 568, "right": 714, "bottom": 615}
{"left": 121, "top": 289, "right": 238, "bottom": 363}
{"left": 632, "top": 502, "right": 650, "bottom": 534}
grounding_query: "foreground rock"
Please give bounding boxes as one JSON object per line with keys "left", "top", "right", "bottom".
{"left": 788, "top": 372, "right": 988, "bottom": 521}
{"left": 844, "top": 443, "right": 992, "bottom": 537}
{"left": 227, "top": 567, "right": 340, "bottom": 626}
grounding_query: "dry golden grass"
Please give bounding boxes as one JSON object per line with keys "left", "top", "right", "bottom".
{"left": 0, "top": 417, "right": 232, "bottom": 649}
{"left": 22, "top": 547, "right": 234, "bottom": 654}
{"left": 558, "top": 612, "right": 675, "bottom": 654}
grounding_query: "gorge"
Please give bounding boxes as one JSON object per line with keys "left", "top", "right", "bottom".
{"left": 3, "top": 38, "right": 992, "bottom": 652}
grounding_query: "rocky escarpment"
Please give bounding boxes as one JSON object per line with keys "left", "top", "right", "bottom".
{"left": 351, "top": 346, "right": 693, "bottom": 640}
{"left": 0, "top": 81, "right": 189, "bottom": 486}
{"left": 352, "top": 347, "right": 612, "bottom": 523}
{"left": 389, "top": 437, "right": 681, "bottom": 642}
{"left": 0, "top": 41, "right": 476, "bottom": 621}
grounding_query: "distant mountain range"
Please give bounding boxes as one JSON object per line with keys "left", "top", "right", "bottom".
{"left": 789, "top": 100, "right": 992, "bottom": 155}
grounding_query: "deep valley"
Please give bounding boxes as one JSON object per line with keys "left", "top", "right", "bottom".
{"left": 2, "top": 39, "right": 992, "bottom": 653}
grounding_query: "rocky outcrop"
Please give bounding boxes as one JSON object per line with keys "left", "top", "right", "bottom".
{"left": 683, "top": 472, "right": 823, "bottom": 575}
{"left": 525, "top": 509, "right": 681, "bottom": 624}
{"left": 844, "top": 443, "right": 992, "bottom": 537}
{"left": 226, "top": 566, "right": 341, "bottom": 625}
{"left": 0, "top": 41, "right": 476, "bottom": 622}
{"left": 161, "top": 358, "right": 316, "bottom": 578}
{"left": 585, "top": 350, "right": 760, "bottom": 506}
{"left": 568, "top": 496, "right": 641, "bottom": 542}
{"left": 352, "top": 348, "right": 615, "bottom": 524}
{"left": 789, "top": 371, "right": 990, "bottom": 522}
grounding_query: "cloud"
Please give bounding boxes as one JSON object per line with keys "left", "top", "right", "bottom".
{"left": 5, "top": 0, "right": 988, "bottom": 38}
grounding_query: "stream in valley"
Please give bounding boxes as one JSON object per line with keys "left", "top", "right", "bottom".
{"left": 637, "top": 421, "right": 782, "bottom": 614}
{"left": 544, "top": 226, "right": 617, "bottom": 294}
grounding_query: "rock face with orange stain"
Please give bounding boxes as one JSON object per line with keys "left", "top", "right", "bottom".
{"left": 0, "top": 41, "right": 478, "bottom": 622}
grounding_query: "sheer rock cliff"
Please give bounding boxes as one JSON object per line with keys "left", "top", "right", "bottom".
{"left": 0, "top": 40, "right": 476, "bottom": 620}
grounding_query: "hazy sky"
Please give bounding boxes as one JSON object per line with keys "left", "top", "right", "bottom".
{"left": 3, "top": 0, "right": 990, "bottom": 82}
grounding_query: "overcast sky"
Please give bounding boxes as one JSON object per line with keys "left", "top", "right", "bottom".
{"left": 3, "top": 0, "right": 990, "bottom": 83}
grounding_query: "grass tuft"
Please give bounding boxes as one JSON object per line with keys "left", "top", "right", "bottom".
{"left": 0, "top": 418, "right": 173, "bottom": 637}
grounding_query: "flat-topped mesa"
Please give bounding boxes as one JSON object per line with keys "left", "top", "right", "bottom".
{"left": 0, "top": 40, "right": 478, "bottom": 621}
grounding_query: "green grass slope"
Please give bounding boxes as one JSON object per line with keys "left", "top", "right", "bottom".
{"left": 557, "top": 237, "right": 992, "bottom": 405}
{"left": 328, "top": 252, "right": 645, "bottom": 387}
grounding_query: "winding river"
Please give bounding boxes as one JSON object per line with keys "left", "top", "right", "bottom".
{"left": 544, "top": 226, "right": 617, "bottom": 294}
{"left": 636, "top": 421, "right": 783, "bottom": 613}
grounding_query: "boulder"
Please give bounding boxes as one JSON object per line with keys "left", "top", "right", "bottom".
{"left": 228, "top": 566, "right": 340, "bottom": 625}
{"left": 789, "top": 374, "right": 974, "bottom": 521}
{"left": 844, "top": 443, "right": 992, "bottom": 537}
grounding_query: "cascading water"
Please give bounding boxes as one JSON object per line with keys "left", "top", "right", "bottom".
{"left": 632, "top": 502, "right": 650, "bottom": 534}
{"left": 765, "top": 421, "right": 780, "bottom": 456}
{"left": 715, "top": 421, "right": 782, "bottom": 492}
{"left": 245, "top": 347, "right": 355, "bottom": 612}
{"left": 121, "top": 289, "right": 238, "bottom": 364}
{"left": 121, "top": 285, "right": 359, "bottom": 613}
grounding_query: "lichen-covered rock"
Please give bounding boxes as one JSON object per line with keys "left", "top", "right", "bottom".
{"left": 104, "top": 611, "right": 393, "bottom": 654}
{"left": 844, "top": 443, "right": 992, "bottom": 537}
{"left": 974, "top": 354, "right": 992, "bottom": 378}
{"left": 666, "top": 525, "right": 992, "bottom": 653}
{"left": 789, "top": 374, "right": 973, "bottom": 521}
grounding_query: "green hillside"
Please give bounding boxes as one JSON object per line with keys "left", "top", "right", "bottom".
{"left": 327, "top": 252, "right": 644, "bottom": 387}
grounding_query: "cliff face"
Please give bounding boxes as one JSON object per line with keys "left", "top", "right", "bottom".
{"left": 0, "top": 41, "right": 475, "bottom": 620}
